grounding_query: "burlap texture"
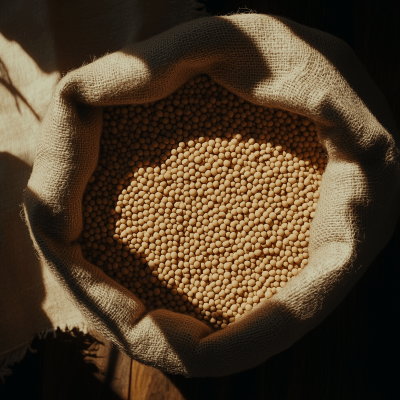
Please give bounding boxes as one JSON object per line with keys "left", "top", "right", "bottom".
{"left": 22, "top": 14, "right": 400, "bottom": 377}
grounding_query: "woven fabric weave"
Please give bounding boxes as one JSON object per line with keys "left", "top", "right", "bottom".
{"left": 23, "top": 14, "right": 400, "bottom": 376}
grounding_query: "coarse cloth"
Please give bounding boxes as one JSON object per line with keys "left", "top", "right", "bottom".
{"left": 20, "top": 13, "right": 400, "bottom": 377}
{"left": 0, "top": 0, "right": 206, "bottom": 378}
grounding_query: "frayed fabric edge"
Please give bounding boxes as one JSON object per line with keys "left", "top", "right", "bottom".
{"left": 0, "top": 321, "right": 89, "bottom": 383}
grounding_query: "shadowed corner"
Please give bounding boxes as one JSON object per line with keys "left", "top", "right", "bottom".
{"left": 0, "top": 0, "right": 208, "bottom": 78}
{"left": 0, "top": 0, "right": 133, "bottom": 75}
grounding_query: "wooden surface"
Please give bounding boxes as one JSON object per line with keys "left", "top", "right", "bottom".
{"left": 1, "top": 0, "right": 399, "bottom": 399}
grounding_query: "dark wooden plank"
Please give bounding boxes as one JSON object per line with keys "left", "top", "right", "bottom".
{"left": 98, "top": 345, "right": 131, "bottom": 400}
{"left": 129, "top": 360, "right": 186, "bottom": 400}
{"left": 88, "top": 330, "right": 132, "bottom": 400}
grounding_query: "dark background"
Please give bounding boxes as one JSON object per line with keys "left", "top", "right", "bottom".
{"left": 1, "top": 0, "right": 399, "bottom": 399}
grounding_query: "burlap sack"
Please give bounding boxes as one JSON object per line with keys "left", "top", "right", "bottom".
{"left": 22, "top": 13, "right": 400, "bottom": 377}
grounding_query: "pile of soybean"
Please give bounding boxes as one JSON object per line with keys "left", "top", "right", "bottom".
{"left": 78, "top": 75, "right": 327, "bottom": 330}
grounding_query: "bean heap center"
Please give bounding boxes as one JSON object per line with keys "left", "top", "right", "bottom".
{"left": 79, "top": 75, "right": 327, "bottom": 329}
